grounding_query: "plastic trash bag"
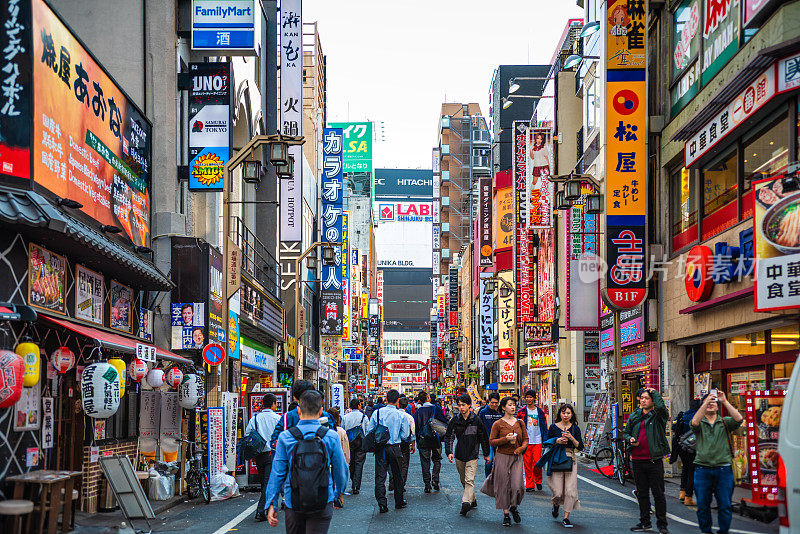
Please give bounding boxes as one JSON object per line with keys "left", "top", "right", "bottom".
{"left": 209, "top": 471, "right": 239, "bottom": 501}
{"left": 148, "top": 474, "right": 174, "bottom": 501}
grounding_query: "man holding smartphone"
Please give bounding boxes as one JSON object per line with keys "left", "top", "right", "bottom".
{"left": 691, "top": 389, "right": 743, "bottom": 534}
{"left": 623, "top": 387, "right": 671, "bottom": 534}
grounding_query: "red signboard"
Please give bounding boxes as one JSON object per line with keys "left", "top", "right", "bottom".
{"left": 514, "top": 121, "right": 534, "bottom": 322}
{"left": 744, "top": 389, "right": 785, "bottom": 506}
{"left": 383, "top": 360, "right": 427, "bottom": 374}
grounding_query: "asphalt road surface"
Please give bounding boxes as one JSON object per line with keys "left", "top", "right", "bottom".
{"left": 99, "top": 450, "right": 777, "bottom": 534}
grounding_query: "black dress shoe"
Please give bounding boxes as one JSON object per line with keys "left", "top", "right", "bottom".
{"left": 526, "top": 487, "right": 535, "bottom": 493}
{"left": 254, "top": 513, "right": 266, "bottom": 522}
{"left": 432, "top": 483, "right": 440, "bottom": 491}
{"left": 379, "top": 504, "right": 389, "bottom": 513}
{"left": 510, "top": 506, "right": 521, "bottom": 523}
{"left": 503, "top": 514, "right": 511, "bottom": 527}
{"left": 471, "top": 500, "right": 478, "bottom": 509}
{"left": 396, "top": 500, "right": 408, "bottom": 509}
{"left": 424, "top": 486, "right": 432, "bottom": 493}
{"left": 460, "top": 502, "right": 470, "bottom": 516}
{"left": 352, "top": 489, "right": 359, "bottom": 495}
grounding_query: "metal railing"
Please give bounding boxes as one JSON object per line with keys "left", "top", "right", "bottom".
{"left": 231, "top": 216, "right": 280, "bottom": 300}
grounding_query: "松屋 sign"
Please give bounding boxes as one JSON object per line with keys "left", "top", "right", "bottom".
{"left": 191, "top": 0, "right": 255, "bottom": 53}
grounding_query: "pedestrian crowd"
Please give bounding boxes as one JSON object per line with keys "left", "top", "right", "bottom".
{"left": 241, "top": 380, "right": 743, "bottom": 534}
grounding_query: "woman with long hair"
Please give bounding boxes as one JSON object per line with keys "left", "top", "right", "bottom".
{"left": 480, "top": 396, "right": 528, "bottom": 527}
{"left": 547, "top": 404, "right": 584, "bottom": 528}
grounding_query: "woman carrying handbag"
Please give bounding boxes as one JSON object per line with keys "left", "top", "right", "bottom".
{"left": 546, "top": 404, "right": 583, "bottom": 528}
{"left": 480, "top": 396, "right": 528, "bottom": 527}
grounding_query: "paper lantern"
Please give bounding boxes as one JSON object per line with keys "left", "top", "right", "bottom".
{"left": 0, "top": 350, "right": 24, "bottom": 408}
{"left": 51, "top": 347, "right": 75, "bottom": 374}
{"left": 146, "top": 368, "right": 164, "bottom": 388}
{"left": 128, "top": 359, "right": 147, "bottom": 382}
{"left": 178, "top": 374, "right": 203, "bottom": 409}
{"left": 80, "top": 362, "right": 120, "bottom": 418}
{"left": 107, "top": 358, "right": 126, "bottom": 397}
{"left": 165, "top": 367, "right": 183, "bottom": 388}
{"left": 15, "top": 341, "right": 40, "bottom": 387}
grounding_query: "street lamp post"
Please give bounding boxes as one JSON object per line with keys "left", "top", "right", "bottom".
{"left": 221, "top": 134, "right": 303, "bottom": 396}
{"left": 291, "top": 242, "right": 343, "bottom": 382}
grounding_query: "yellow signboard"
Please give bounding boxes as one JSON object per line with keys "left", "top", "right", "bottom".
{"left": 607, "top": 0, "right": 647, "bottom": 70}
{"left": 606, "top": 78, "right": 647, "bottom": 217}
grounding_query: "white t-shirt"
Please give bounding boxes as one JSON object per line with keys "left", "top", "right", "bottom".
{"left": 525, "top": 407, "right": 542, "bottom": 445}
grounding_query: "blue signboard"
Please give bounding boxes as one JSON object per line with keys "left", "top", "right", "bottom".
{"left": 191, "top": 0, "right": 255, "bottom": 52}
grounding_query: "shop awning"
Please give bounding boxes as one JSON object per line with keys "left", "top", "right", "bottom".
{"left": 43, "top": 315, "right": 192, "bottom": 365}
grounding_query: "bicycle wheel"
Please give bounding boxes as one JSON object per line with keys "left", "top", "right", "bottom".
{"left": 186, "top": 472, "right": 199, "bottom": 499}
{"left": 594, "top": 447, "right": 615, "bottom": 478}
{"left": 200, "top": 472, "right": 211, "bottom": 504}
{"left": 615, "top": 449, "right": 626, "bottom": 486}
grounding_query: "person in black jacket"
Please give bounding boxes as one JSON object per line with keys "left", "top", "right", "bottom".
{"left": 414, "top": 391, "right": 449, "bottom": 493}
{"left": 445, "top": 393, "right": 490, "bottom": 516}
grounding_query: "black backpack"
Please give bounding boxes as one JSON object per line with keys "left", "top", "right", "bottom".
{"left": 362, "top": 408, "right": 390, "bottom": 453}
{"left": 346, "top": 414, "right": 367, "bottom": 449}
{"left": 289, "top": 427, "right": 330, "bottom": 513}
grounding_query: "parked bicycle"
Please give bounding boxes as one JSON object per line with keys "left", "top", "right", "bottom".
{"left": 179, "top": 437, "right": 210, "bottom": 503}
{"left": 594, "top": 431, "right": 632, "bottom": 486}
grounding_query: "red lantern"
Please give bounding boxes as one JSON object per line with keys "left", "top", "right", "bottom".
{"left": 165, "top": 367, "right": 183, "bottom": 388}
{"left": 51, "top": 346, "right": 75, "bottom": 374}
{"left": 128, "top": 359, "right": 147, "bottom": 382}
{"left": 0, "top": 350, "right": 25, "bottom": 408}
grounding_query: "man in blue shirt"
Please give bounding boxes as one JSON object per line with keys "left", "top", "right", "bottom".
{"left": 245, "top": 393, "right": 281, "bottom": 522}
{"left": 368, "top": 389, "right": 410, "bottom": 513}
{"left": 270, "top": 380, "right": 336, "bottom": 448}
{"left": 265, "top": 390, "right": 348, "bottom": 533}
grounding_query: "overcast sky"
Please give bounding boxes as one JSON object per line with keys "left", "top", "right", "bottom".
{"left": 303, "top": 0, "right": 584, "bottom": 170}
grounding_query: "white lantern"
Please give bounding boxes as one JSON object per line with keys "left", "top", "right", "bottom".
{"left": 80, "top": 362, "right": 120, "bottom": 418}
{"left": 128, "top": 359, "right": 147, "bottom": 382}
{"left": 165, "top": 367, "right": 183, "bottom": 388}
{"left": 146, "top": 368, "right": 165, "bottom": 388}
{"left": 51, "top": 346, "right": 75, "bottom": 374}
{"left": 178, "top": 374, "right": 203, "bottom": 409}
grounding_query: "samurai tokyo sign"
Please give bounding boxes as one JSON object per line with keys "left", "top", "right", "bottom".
{"left": 320, "top": 128, "right": 344, "bottom": 335}
{"left": 605, "top": 0, "right": 648, "bottom": 310}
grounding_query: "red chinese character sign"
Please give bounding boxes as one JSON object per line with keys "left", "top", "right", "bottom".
{"left": 514, "top": 121, "right": 534, "bottom": 323}
{"left": 605, "top": 0, "right": 647, "bottom": 310}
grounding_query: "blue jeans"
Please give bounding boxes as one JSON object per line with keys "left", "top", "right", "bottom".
{"left": 694, "top": 465, "right": 734, "bottom": 534}
{"left": 485, "top": 446, "right": 495, "bottom": 477}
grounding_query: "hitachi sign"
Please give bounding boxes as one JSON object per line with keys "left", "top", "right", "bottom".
{"left": 397, "top": 179, "right": 432, "bottom": 186}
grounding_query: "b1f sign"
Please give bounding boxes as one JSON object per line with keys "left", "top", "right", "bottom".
{"left": 192, "top": 0, "right": 256, "bottom": 53}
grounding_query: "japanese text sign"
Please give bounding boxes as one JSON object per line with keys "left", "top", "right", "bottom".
{"left": 280, "top": 0, "right": 302, "bottom": 242}
{"left": 607, "top": 0, "right": 648, "bottom": 69}
{"left": 33, "top": 0, "right": 153, "bottom": 246}
{"left": 479, "top": 273, "right": 494, "bottom": 362}
{"left": 514, "top": 122, "right": 534, "bottom": 323}
{"left": 188, "top": 62, "right": 230, "bottom": 191}
{"left": 566, "top": 183, "right": 600, "bottom": 330}
{"left": 527, "top": 128, "right": 554, "bottom": 228}
{"left": 753, "top": 175, "right": 800, "bottom": 311}
{"left": 480, "top": 177, "right": 493, "bottom": 265}
{"left": 320, "top": 127, "right": 344, "bottom": 335}
{"left": 191, "top": 0, "right": 255, "bottom": 52}
{"left": 606, "top": 71, "right": 647, "bottom": 309}
{"left": 328, "top": 121, "right": 373, "bottom": 173}
{"left": 0, "top": 0, "right": 32, "bottom": 180}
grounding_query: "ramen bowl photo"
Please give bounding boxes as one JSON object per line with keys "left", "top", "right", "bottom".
{"left": 762, "top": 191, "right": 800, "bottom": 254}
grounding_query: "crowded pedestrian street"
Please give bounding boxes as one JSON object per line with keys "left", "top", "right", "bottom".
{"left": 72, "top": 450, "right": 774, "bottom": 534}
{"left": 2, "top": 0, "right": 800, "bottom": 533}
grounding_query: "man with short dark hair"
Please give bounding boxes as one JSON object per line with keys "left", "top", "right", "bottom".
{"left": 445, "top": 393, "right": 490, "bottom": 516}
{"left": 265, "top": 391, "right": 348, "bottom": 533}
{"left": 369, "top": 389, "right": 410, "bottom": 513}
{"left": 478, "top": 392, "right": 502, "bottom": 477}
{"left": 340, "top": 398, "right": 368, "bottom": 494}
{"left": 517, "top": 389, "right": 548, "bottom": 491}
{"left": 414, "top": 390, "right": 448, "bottom": 493}
{"left": 691, "top": 390, "right": 744, "bottom": 534}
{"left": 392, "top": 397, "right": 415, "bottom": 489}
{"left": 624, "top": 387, "right": 671, "bottom": 534}
{"left": 270, "top": 380, "right": 336, "bottom": 447}
{"left": 246, "top": 392, "right": 281, "bottom": 522}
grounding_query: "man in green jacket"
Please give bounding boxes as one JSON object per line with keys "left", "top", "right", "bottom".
{"left": 623, "top": 387, "right": 670, "bottom": 534}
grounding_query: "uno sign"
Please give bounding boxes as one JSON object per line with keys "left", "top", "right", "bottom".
{"left": 383, "top": 360, "right": 427, "bottom": 374}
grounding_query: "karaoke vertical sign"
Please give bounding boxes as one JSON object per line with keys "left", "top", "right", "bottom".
{"left": 605, "top": 0, "right": 647, "bottom": 309}
{"left": 320, "top": 128, "right": 344, "bottom": 335}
